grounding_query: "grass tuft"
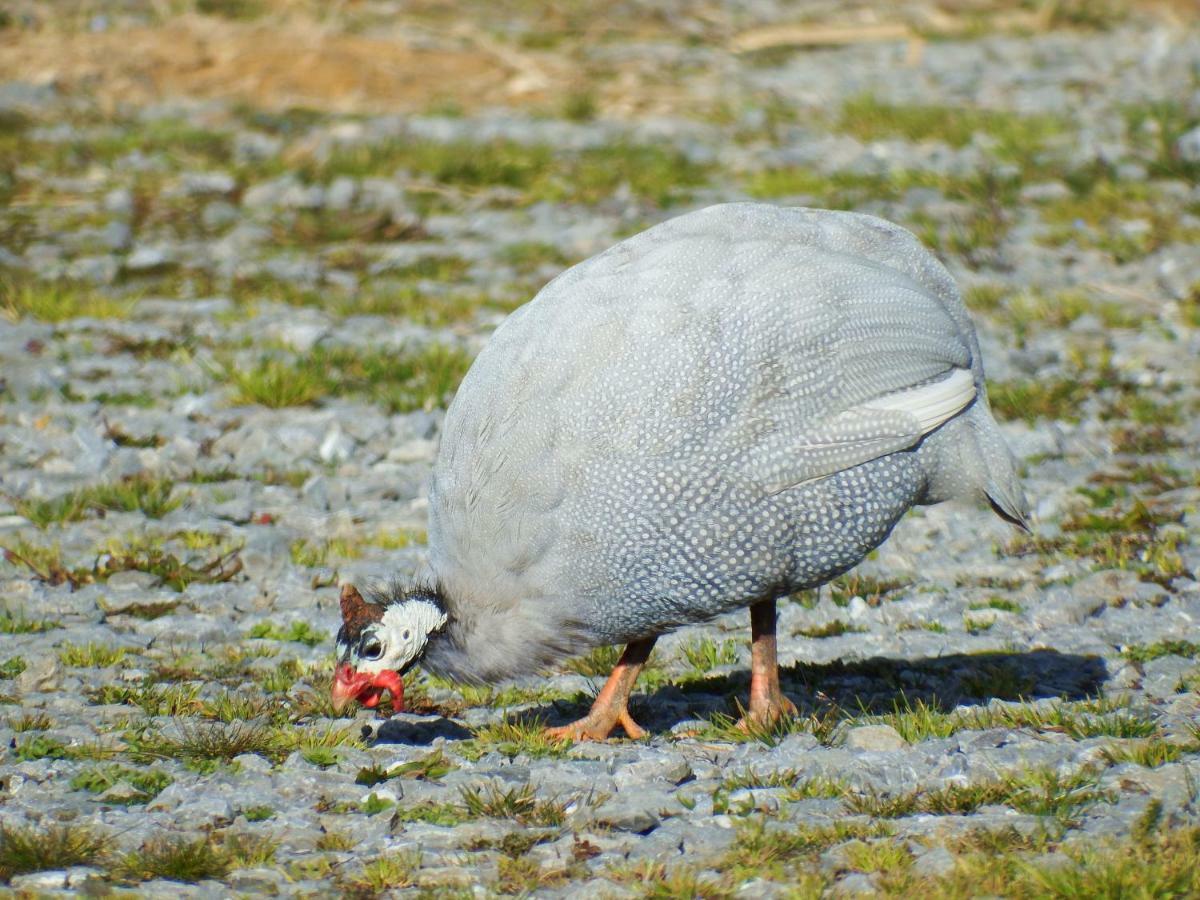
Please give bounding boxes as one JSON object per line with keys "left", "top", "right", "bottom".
{"left": 1, "top": 278, "right": 135, "bottom": 323}
{"left": 112, "top": 835, "right": 230, "bottom": 884}
{"left": 680, "top": 636, "right": 738, "bottom": 672}
{"left": 461, "top": 718, "right": 572, "bottom": 761}
{"left": 10, "top": 474, "right": 183, "bottom": 527}
{"left": 459, "top": 783, "right": 568, "bottom": 827}
{"left": 837, "top": 94, "right": 1062, "bottom": 157}
{"left": 247, "top": 619, "right": 325, "bottom": 647}
{"left": 0, "top": 605, "right": 60, "bottom": 634}
{"left": 58, "top": 642, "right": 128, "bottom": 667}
{"left": 342, "top": 851, "right": 421, "bottom": 893}
{"left": 70, "top": 765, "right": 173, "bottom": 804}
{"left": 223, "top": 343, "right": 474, "bottom": 412}
{"left": 0, "top": 823, "right": 111, "bottom": 882}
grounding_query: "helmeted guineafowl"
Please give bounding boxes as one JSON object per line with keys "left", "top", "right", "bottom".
{"left": 332, "top": 202, "right": 1028, "bottom": 739}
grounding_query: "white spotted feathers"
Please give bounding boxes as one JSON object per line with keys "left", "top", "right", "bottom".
{"left": 418, "top": 203, "right": 1028, "bottom": 682}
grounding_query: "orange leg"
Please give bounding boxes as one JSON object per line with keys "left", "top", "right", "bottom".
{"left": 738, "top": 598, "right": 797, "bottom": 729}
{"left": 546, "top": 638, "right": 656, "bottom": 741}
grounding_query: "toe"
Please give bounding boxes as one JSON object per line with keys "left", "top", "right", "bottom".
{"left": 545, "top": 718, "right": 613, "bottom": 742}
{"left": 617, "top": 709, "right": 647, "bottom": 740}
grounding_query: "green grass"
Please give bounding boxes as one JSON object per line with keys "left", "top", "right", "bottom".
{"left": 3, "top": 536, "right": 243, "bottom": 591}
{"left": 564, "top": 644, "right": 623, "bottom": 677}
{"left": 288, "top": 537, "right": 363, "bottom": 567}
{"left": 8, "top": 711, "right": 51, "bottom": 732}
{"left": 1, "top": 278, "right": 135, "bottom": 323}
{"left": 744, "top": 166, "right": 917, "bottom": 206}
{"left": 0, "top": 823, "right": 111, "bottom": 882}
{"left": 386, "top": 797, "right": 460, "bottom": 823}
{"left": 70, "top": 765, "right": 173, "bottom": 804}
{"left": 230, "top": 269, "right": 516, "bottom": 325}
{"left": 0, "top": 605, "right": 60, "bottom": 634}
{"left": 459, "top": 783, "right": 567, "bottom": 827}
{"left": 988, "top": 377, "right": 1091, "bottom": 424}
{"left": 341, "top": 852, "right": 421, "bottom": 894}
{"left": 500, "top": 241, "right": 571, "bottom": 274}
{"left": 125, "top": 718, "right": 359, "bottom": 767}
{"left": 58, "top": 642, "right": 128, "bottom": 667}
{"left": 356, "top": 749, "right": 458, "bottom": 787}
{"left": 1004, "top": 498, "right": 1188, "bottom": 586}
{"left": 837, "top": 94, "right": 1063, "bottom": 156}
{"left": 795, "top": 620, "right": 866, "bottom": 639}
{"left": 871, "top": 695, "right": 1157, "bottom": 744}
{"left": 89, "top": 682, "right": 203, "bottom": 717}
{"left": 1101, "top": 737, "right": 1195, "bottom": 768}
{"left": 223, "top": 357, "right": 327, "bottom": 408}
{"left": 247, "top": 620, "right": 326, "bottom": 647}
{"left": 223, "top": 343, "right": 474, "bottom": 412}
{"left": 1026, "top": 827, "right": 1200, "bottom": 899}
{"left": 722, "top": 768, "right": 848, "bottom": 800}
{"left": 827, "top": 573, "right": 911, "bottom": 607}
{"left": 1122, "top": 639, "right": 1200, "bottom": 663}
{"left": 111, "top": 835, "right": 231, "bottom": 884}
{"left": 992, "top": 289, "right": 1147, "bottom": 346}
{"left": 698, "top": 707, "right": 840, "bottom": 748}
{"left": 460, "top": 718, "right": 572, "bottom": 761}
{"left": 11, "top": 474, "right": 184, "bottom": 527}
{"left": 268, "top": 208, "right": 427, "bottom": 247}
{"left": 1037, "top": 178, "right": 1200, "bottom": 262}
{"left": 846, "top": 766, "right": 1114, "bottom": 824}
{"left": 120, "top": 719, "right": 360, "bottom": 769}
{"left": 13, "top": 735, "right": 73, "bottom": 761}
{"left": 680, "top": 636, "right": 738, "bottom": 672}
{"left": 295, "top": 137, "right": 710, "bottom": 208}
{"left": 967, "top": 598, "right": 1023, "bottom": 614}
{"left": 722, "top": 818, "right": 892, "bottom": 876}
{"left": 0, "top": 657, "right": 26, "bottom": 679}
{"left": 1124, "top": 99, "right": 1200, "bottom": 184}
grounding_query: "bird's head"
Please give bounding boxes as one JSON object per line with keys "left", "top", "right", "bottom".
{"left": 331, "top": 583, "right": 447, "bottom": 715}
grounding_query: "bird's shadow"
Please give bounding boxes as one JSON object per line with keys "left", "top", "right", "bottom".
{"left": 538, "top": 647, "right": 1110, "bottom": 736}
{"left": 370, "top": 648, "right": 1108, "bottom": 744}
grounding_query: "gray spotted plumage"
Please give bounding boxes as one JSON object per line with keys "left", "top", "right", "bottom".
{"left": 420, "top": 203, "right": 1028, "bottom": 682}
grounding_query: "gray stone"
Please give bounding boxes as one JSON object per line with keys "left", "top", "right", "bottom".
{"left": 9, "top": 870, "right": 67, "bottom": 890}
{"left": 181, "top": 171, "right": 236, "bottom": 196}
{"left": 125, "top": 244, "right": 173, "bottom": 271}
{"left": 1176, "top": 125, "right": 1200, "bottom": 164}
{"left": 834, "top": 873, "right": 879, "bottom": 896}
{"left": 15, "top": 656, "right": 62, "bottom": 693}
{"left": 105, "top": 570, "right": 160, "bottom": 590}
{"left": 843, "top": 725, "right": 909, "bottom": 752}
{"left": 912, "top": 845, "right": 957, "bottom": 878}
{"left": 590, "top": 792, "right": 667, "bottom": 833}
{"left": 99, "top": 779, "right": 150, "bottom": 803}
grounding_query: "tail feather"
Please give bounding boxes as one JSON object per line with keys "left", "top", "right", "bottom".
{"left": 972, "top": 405, "right": 1030, "bottom": 530}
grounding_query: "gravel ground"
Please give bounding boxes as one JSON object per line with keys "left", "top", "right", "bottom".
{"left": 1, "top": 7, "right": 1200, "bottom": 897}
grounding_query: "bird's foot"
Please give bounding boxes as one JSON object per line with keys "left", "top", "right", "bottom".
{"left": 545, "top": 706, "right": 646, "bottom": 742}
{"left": 735, "top": 693, "right": 798, "bottom": 733}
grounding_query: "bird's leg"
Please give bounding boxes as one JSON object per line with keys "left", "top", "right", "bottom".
{"left": 738, "top": 598, "right": 797, "bottom": 730}
{"left": 546, "top": 638, "right": 656, "bottom": 741}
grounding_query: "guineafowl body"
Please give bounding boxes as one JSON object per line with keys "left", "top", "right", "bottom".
{"left": 420, "top": 202, "right": 1027, "bottom": 683}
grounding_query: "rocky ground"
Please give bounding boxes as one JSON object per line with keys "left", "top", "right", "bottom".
{"left": 1, "top": 2, "right": 1200, "bottom": 896}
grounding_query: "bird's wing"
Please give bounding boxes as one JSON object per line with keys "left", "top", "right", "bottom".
{"left": 735, "top": 367, "right": 976, "bottom": 494}
{"left": 681, "top": 226, "right": 978, "bottom": 494}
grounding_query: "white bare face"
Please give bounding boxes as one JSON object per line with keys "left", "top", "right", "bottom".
{"left": 337, "top": 598, "right": 448, "bottom": 677}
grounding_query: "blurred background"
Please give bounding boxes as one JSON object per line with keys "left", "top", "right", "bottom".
{"left": 2, "top": 2, "right": 1197, "bottom": 340}
{"left": 0, "top": 6, "right": 1199, "bottom": 892}
{"left": 2, "top": 0, "right": 1198, "bottom": 564}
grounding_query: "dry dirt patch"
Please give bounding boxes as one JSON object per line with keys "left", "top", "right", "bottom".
{"left": 0, "top": 15, "right": 564, "bottom": 114}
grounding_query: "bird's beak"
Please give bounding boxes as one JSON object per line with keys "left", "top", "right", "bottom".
{"left": 332, "top": 663, "right": 404, "bottom": 715}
